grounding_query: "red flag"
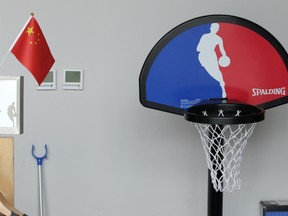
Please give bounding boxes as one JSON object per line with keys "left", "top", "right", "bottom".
{"left": 10, "top": 16, "right": 55, "bottom": 85}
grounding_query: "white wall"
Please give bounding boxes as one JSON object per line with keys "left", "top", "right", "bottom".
{"left": 0, "top": 0, "right": 287, "bottom": 215}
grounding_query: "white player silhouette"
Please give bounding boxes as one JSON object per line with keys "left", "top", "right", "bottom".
{"left": 196, "top": 23, "right": 230, "bottom": 98}
{"left": 7, "top": 102, "right": 16, "bottom": 127}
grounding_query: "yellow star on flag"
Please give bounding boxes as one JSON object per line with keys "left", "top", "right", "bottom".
{"left": 26, "top": 27, "right": 34, "bottom": 36}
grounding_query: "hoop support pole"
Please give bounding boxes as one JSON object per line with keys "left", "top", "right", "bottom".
{"left": 207, "top": 125, "right": 223, "bottom": 216}
{"left": 208, "top": 170, "right": 223, "bottom": 216}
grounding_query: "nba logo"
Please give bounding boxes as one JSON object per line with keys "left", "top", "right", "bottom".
{"left": 139, "top": 15, "right": 288, "bottom": 115}
{"left": 197, "top": 22, "right": 230, "bottom": 98}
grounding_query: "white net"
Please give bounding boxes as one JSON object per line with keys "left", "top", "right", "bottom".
{"left": 194, "top": 110, "right": 257, "bottom": 192}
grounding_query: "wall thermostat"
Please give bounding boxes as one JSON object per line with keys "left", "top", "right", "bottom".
{"left": 36, "top": 70, "right": 56, "bottom": 90}
{"left": 63, "top": 70, "right": 84, "bottom": 90}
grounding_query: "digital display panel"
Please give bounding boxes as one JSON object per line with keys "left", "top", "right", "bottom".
{"left": 65, "top": 71, "right": 81, "bottom": 83}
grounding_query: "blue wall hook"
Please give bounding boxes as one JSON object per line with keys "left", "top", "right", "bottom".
{"left": 32, "top": 144, "right": 48, "bottom": 216}
{"left": 32, "top": 144, "right": 48, "bottom": 165}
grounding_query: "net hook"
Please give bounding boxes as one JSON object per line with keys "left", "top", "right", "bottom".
{"left": 218, "top": 109, "right": 224, "bottom": 117}
{"left": 202, "top": 111, "right": 208, "bottom": 116}
{"left": 235, "top": 110, "right": 241, "bottom": 116}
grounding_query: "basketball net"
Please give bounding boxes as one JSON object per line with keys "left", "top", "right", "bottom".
{"left": 194, "top": 110, "right": 257, "bottom": 192}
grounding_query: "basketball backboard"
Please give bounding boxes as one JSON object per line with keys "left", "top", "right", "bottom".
{"left": 139, "top": 15, "right": 288, "bottom": 115}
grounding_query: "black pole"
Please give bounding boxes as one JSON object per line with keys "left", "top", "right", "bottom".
{"left": 207, "top": 170, "right": 223, "bottom": 216}
{"left": 207, "top": 125, "right": 223, "bottom": 216}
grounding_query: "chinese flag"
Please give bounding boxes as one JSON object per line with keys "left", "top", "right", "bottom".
{"left": 10, "top": 16, "right": 55, "bottom": 85}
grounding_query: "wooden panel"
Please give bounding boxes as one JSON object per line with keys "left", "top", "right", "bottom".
{"left": 0, "top": 138, "right": 14, "bottom": 206}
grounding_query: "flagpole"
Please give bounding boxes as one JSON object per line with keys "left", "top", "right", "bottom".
{"left": 0, "top": 51, "right": 10, "bottom": 67}
{"left": 0, "top": 13, "right": 33, "bottom": 68}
